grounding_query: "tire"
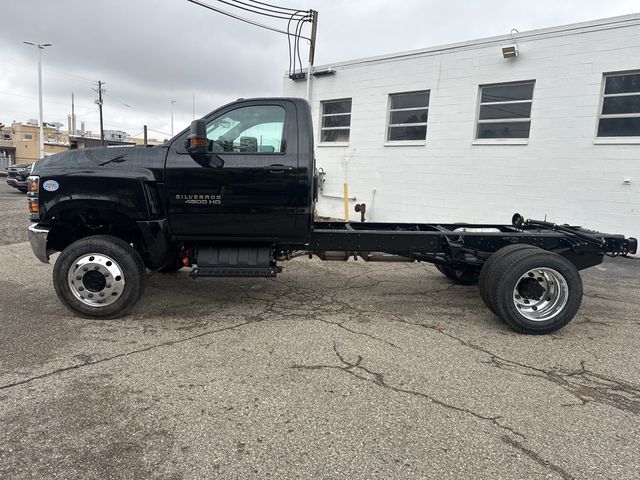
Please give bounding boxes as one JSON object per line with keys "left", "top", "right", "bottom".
{"left": 488, "top": 248, "right": 583, "bottom": 334}
{"left": 53, "top": 235, "right": 145, "bottom": 319}
{"left": 479, "top": 244, "right": 538, "bottom": 315}
{"left": 435, "top": 264, "right": 480, "bottom": 285}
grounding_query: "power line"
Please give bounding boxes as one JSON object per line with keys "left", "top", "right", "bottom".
{"left": 186, "top": 0, "right": 311, "bottom": 40}
{"left": 3, "top": 59, "right": 96, "bottom": 85}
{"left": 102, "top": 91, "right": 132, "bottom": 108}
{"left": 293, "top": 14, "right": 309, "bottom": 74}
{"left": 147, "top": 128, "right": 172, "bottom": 137}
{"left": 0, "top": 89, "right": 93, "bottom": 109}
{"left": 232, "top": 0, "right": 306, "bottom": 17}
{"left": 287, "top": 11, "right": 310, "bottom": 75}
{"left": 215, "top": 0, "right": 306, "bottom": 20}
{"left": 247, "top": 0, "right": 303, "bottom": 13}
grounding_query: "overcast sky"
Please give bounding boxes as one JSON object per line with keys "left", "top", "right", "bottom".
{"left": 1, "top": 0, "right": 638, "bottom": 140}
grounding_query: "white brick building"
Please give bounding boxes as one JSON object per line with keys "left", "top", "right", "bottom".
{"left": 283, "top": 14, "right": 640, "bottom": 242}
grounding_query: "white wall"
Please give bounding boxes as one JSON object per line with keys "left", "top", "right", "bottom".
{"left": 283, "top": 15, "right": 640, "bottom": 244}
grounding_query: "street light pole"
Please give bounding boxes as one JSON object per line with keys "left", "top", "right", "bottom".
{"left": 24, "top": 41, "right": 52, "bottom": 160}
{"left": 171, "top": 100, "right": 176, "bottom": 137}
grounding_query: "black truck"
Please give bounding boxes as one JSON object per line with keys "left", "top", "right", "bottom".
{"left": 26, "top": 97, "right": 637, "bottom": 334}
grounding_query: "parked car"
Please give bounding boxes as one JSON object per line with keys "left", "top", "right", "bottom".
{"left": 6, "top": 163, "right": 32, "bottom": 192}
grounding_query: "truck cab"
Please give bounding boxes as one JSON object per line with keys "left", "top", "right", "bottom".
{"left": 165, "top": 98, "right": 315, "bottom": 241}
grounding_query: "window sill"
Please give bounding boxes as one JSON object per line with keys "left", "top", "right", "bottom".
{"left": 472, "top": 139, "right": 529, "bottom": 146}
{"left": 593, "top": 137, "right": 640, "bottom": 145}
{"left": 383, "top": 141, "right": 426, "bottom": 147}
{"left": 318, "top": 142, "right": 350, "bottom": 147}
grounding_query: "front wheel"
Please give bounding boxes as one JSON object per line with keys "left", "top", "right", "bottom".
{"left": 53, "top": 235, "right": 145, "bottom": 319}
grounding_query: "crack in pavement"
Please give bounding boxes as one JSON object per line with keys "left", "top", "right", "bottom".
{"left": 0, "top": 319, "right": 258, "bottom": 392}
{"left": 314, "top": 317, "right": 401, "bottom": 349}
{"left": 502, "top": 435, "right": 576, "bottom": 480}
{"left": 311, "top": 282, "right": 640, "bottom": 418}
{"left": 406, "top": 319, "right": 640, "bottom": 416}
{"left": 291, "top": 342, "right": 525, "bottom": 439}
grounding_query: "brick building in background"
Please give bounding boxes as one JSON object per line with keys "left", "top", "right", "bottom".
{"left": 0, "top": 121, "right": 69, "bottom": 165}
{"left": 283, "top": 13, "right": 640, "bottom": 244}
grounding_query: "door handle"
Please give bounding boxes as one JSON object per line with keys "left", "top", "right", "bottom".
{"left": 264, "top": 164, "right": 294, "bottom": 174}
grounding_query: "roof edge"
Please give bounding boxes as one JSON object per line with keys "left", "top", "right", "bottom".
{"left": 287, "top": 12, "right": 640, "bottom": 75}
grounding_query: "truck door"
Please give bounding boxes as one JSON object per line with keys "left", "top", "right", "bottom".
{"left": 165, "top": 100, "right": 300, "bottom": 238}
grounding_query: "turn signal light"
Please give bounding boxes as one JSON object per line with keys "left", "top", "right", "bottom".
{"left": 190, "top": 137, "right": 207, "bottom": 147}
{"left": 27, "top": 175, "right": 40, "bottom": 221}
{"left": 29, "top": 199, "right": 39, "bottom": 214}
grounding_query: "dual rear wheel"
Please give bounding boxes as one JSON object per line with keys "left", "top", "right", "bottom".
{"left": 478, "top": 245, "right": 583, "bottom": 334}
{"left": 434, "top": 244, "right": 583, "bottom": 334}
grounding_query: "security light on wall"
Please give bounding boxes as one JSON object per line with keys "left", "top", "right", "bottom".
{"left": 502, "top": 28, "right": 520, "bottom": 58}
{"left": 502, "top": 45, "right": 519, "bottom": 58}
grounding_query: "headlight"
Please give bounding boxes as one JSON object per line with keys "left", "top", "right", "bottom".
{"left": 28, "top": 176, "right": 39, "bottom": 193}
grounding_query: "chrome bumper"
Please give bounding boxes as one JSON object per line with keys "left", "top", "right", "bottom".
{"left": 28, "top": 224, "right": 51, "bottom": 263}
{"left": 7, "top": 178, "right": 27, "bottom": 188}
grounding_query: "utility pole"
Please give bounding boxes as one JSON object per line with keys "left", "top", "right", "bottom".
{"left": 306, "top": 10, "right": 318, "bottom": 101}
{"left": 143, "top": 125, "right": 148, "bottom": 146}
{"left": 94, "top": 81, "right": 105, "bottom": 145}
{"left": 71, "top": 92, "right": 76, "bottom": 135}
{"left": 23, "top": 41, "right": 52, "bottom": 160}
{"left": 171, "top": 100, "right": 176, "bottom": 137}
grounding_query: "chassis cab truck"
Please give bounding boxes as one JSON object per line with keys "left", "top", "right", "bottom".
{"left": 26, "top": 98, "right": 637, "bottom": 334}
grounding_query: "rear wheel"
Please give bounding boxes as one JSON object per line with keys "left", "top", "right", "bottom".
{"left": 488, "top": 248, "right": 582, "bottom": 334}
{"left": 479, "top": 244, "right": 538, "bottom": 314}
{"left": 53, "top": 235, "right": 145, "bottom": 319}
{"left": 435, "top": 264, "right": 480, "bottom": 285}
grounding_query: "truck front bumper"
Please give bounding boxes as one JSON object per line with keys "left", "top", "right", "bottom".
{"left": 7, "top": 178, "right": 27, "bottom": 190}
{"left": 28, "top": 224, "right": 51, "bottom": 263}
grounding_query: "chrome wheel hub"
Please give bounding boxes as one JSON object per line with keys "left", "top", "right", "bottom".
{"left": 67, "top": 254, "right": 125, "bottom": 307}
{"left": 512, "top": 267, "right": 569, "bottom": 322}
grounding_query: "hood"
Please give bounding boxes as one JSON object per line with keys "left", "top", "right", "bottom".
{"left": 31, "top": 145, "right": 166, "bottom": 181}
{"left": 7, "top": 163, "right": 32, "bottom": 170}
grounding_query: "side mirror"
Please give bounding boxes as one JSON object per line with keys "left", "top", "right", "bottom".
{"left": 185, "top": 119, "right": 208, "bottom": 161}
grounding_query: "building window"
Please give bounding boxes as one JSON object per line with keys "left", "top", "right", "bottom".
{"left": 320, "top": 99, "right": 352, "bottom": 142}
{"left": 598, "top": 72, "right": 640, "bottom": 137}
{"left": 386, "top": 91, "right": 430, "bottom": 142}
{"left": 23, "top": 134, "right": 33, "bottom": 141}
{"left": 476, "top": 81, "right": 534, "bottom": 139}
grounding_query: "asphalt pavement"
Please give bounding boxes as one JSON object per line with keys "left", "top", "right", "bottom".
{"left": 0, "top": 180, "right": 639, "bottom": 479}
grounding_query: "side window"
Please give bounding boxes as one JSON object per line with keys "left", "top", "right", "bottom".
{"left": 320, "top": 99, "right": 352, "bottom": 143}
{"left": 387, "top": 91, "right": 430, "bottom": 141}
{"left": 206, "top": 105, "right": 285, "bottom": 153}
{"left": 476, "top": 81, "right": 535, "bottom": 139}
{"left": 598, "top": 71, "right": 640, "bottom": 137}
